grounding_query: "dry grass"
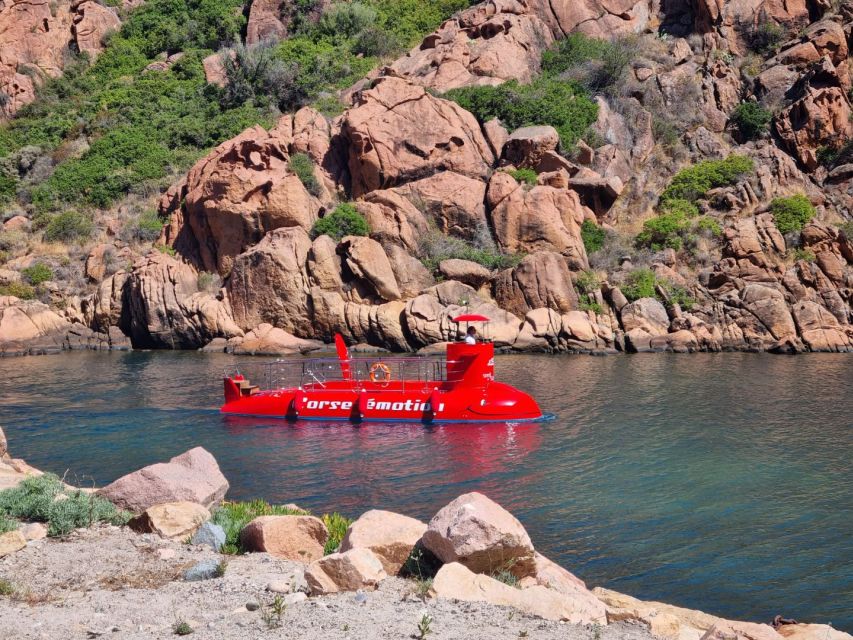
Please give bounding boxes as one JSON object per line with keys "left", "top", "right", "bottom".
{"left": 97, "top": 562, "right": 193, "bottom": 591}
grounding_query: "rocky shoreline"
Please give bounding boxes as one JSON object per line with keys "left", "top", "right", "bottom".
{"left": 0, "top": 427, "right": 849, "bottom": 640}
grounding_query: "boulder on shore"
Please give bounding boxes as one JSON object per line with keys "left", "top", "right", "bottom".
{"left": 421, "top": 492, "right": 535, "bottom": 578}
{"left": 304, "top": 547, "right": 387, "bottom": 595}
{"left": 239, "top": 515, "right": 328, "bottom": 563}
{"left": 432, "top": 562, "right": 607, "bottom": 624}
{"left": 128, "top": 501, "right": 211, "bottom": 540}
{"left": 339, "top": 509, "right": 427, "bottom": 575}
{"left": 97, "top": 447, "right": 229, "bottom": 514}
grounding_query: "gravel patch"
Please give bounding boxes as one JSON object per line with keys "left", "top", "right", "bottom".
{"left": 0, "top": 526, "right": 656, "bottom": 640}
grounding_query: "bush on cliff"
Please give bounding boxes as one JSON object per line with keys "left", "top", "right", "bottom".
{"left": 21, "top": 263, "right": 52, "bottom": 285}
{"left": 311, "top": 203, "right": 369, "bottom": 241}
{"left": 770, "top": 194, "right": 815, "bottom": 235}
{"left": 731, "top": 102, "right": 771, "bottom": 140}
{"left": 0, "top": 473, "right": 130, "bottom": 536}
{"left": 43, "top": 211, "right": 94, "bottom": 243}
{"left": 0, "top": 282, "right": 35, "bottom": 300}
{"left": 580, "top": 219, "right": 606, "bottom": 254}
{"left": 540, "top": 32, "right": 635, "bottom": 95}
{"left": 444, "top": 78, "right": 599, "bottom": 150}
{"left": 621, "top": 268, "right": 657, "bottom": 301}
{"left": 289, "top": 153, "right": 321, "bottom": 196}
{"left": 419, "top": 226, "right": 522, "bottom": 271}
{"left": 661, "top": 155, "right": 754, "bottom": 206}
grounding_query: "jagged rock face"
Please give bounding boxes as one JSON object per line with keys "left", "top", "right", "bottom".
{"left": 340, "top": 77, "right": 495, "bottom": 197}
{"left": 246, "top": 0, "right": 290, "bottom": 45}
{"left": 163, "top": 119, "right": 323, "bottom": 276}
{"left": 774, "top": 58, "right": 853, "bottom": 170}
{"left": 0, "top": 0, "right": 118, "bottom": 118}
{"left": 123, "top": 252, "right": 243, "bottom": 349}
{"left": 0, "top": 296, "right": 71, "bottom": 356}
{"left": 494, "top": 252, "right": 578, "bottom": 317}
{"left": 529, "top": 0, "right": 653, "bottom": 38}
{"left": 390, "top": 1, "right": 555, "bottom": 92}
{"left": 392, "top": 172, "right": 489, "bottom": 241}
{"left": 227, "top": 226, "right": 314, "bottom": 336}
{"left": 692, "top": 0, "right": 811, "bottom": 53}
{"left": 486, "top": 172, "right": 589, "bottom": 270}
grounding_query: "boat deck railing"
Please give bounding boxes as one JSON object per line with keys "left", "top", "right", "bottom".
{"left": 225, "top": 357, "right": 463, "bottom": 393}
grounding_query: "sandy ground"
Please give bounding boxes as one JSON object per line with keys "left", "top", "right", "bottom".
{"left": 0, "top": 526, "right": 657, "bottom": 640}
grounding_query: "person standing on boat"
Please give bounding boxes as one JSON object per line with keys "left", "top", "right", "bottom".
{"left": 464, "top": 326, "right": 478, "bottom": 345}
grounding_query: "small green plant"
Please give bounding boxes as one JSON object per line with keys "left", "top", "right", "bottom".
{"left": 156, "top": 244, "right": 177, "bottom": 256}
{"left": 839, "top": 220, "right": 853, "bottom": 239}
{"left": 214, "top": 560, "right": 228, "bottom": 578}
{"left": 621, "top": 268, "right": 657, "bottom": 301}
{"left": 197, "top": 271, "right": 221, "bottom": 293}
{"left": 261, "top": 594, "right": 285, "bottom": 629}
{"left": 128, "top": 210, "right": 164, "bottom": 243}
{"left": 419, "top": 226, "right": 522, "bottom": 271}
{"left": 321, "top": 512, "right": 353, "bottom": 555}
{"left": 493, "top": 569, "right": 519, "bottom": 587}
{"left": 289, "top": 152, "right": 321, "bottom": 197}
{"left": 21, "top": 263, "right": 52, "bottom": 285}
{"left": 635, "top": 210, "right": 690, "bottom": 251}
{"left": 731, "top": 102, "right": 771, "bottom": 140}
{"left": 0, "top": 282, "right": 36, "bottom": 300}
{"left": 413, "top": 577, "right": 433, "bottom": 600}
{"left": 579, "top": 296, "right": 603, "bottom": 314}
{"left": 417, "top": 613, "right": 433, "bottom": 640}
{"left": 0, "top": 578, "right": 15, "bottom": 596}
{"left": 696, "top": 216, "right": 722, "bottom": 238}
{"left": 0, "top": 514, "right": 17, "bottom": 534}
{"left": 792, "top": 247, "right": 816, "bottom": 262}
{"left": 508, "top": 168, "right": 537, "bottom": 186}
{"left": 581, "top": 219, "right": 606, "bottom": 254}
{"left": 311, "top": 203, "right": 369, "bottom": 241}
{"left": 43, "top": 210, "right": 94, "bottom": 243}
{"left": 173, "top": 621, "right": 193, "bottom": 636}
{"left": 770, "top": 194, "right": 815, "bottom": 235}
{"left": 660, "top": 282, "right": 695, "bottom": 310}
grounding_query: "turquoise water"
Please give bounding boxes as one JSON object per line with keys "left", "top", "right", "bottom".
{"left": 0, "top": 351, "right": 851, "bottom": 630}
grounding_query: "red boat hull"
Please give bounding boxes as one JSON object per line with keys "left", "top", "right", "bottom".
{"left": 220, "top": 341, "right": 543, "bottom": 423}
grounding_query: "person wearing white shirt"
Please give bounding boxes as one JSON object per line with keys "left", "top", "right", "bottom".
{"left": 464, "top": 326, "right": 478, "bottom": 344}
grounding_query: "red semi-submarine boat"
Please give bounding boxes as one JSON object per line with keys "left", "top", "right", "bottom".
{"left": 221, "top": 316, "right": 543, "bottom": 423}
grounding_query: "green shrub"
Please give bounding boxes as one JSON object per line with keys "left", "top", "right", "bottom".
{"left": 508, "top": 168, "right": 537, "bottom": 186}
{"left": 770, "top": 194, "right": 815, "bottom": 235}
{"left": 661, "top": 198, "right": 700, "bottom": 218}
{"left": 750, "top": 22, "right": 784, "bottom": 55}
{"left": 659, "top": 281, "right": 695, "bottom": 310}
{"left": 661, "top": 155, "right": 754, "bottom": 205}
{"left": 221, "top": 41, "right": 301, "bottom": 111}
{"left": 0, "top": 171, "right": 16, "bottom": 203}
{"left": 578, "top": 296, "right": 603, "bottom": 314}
{"left": 321, "top": 512, "right": 353, "bottom": 555}
{"left": 0, "top": 474, "right": 129, "bottom": 537}
{"left": 444, "top": 77, "right": 598, "bottom": 150}
{"left": 0, "top": 514, "right": 17, "bottom": 534}
{"left": 21, "top": 262, "right": 52, "bottom": 285}
{"left": 621, "top": 268, "right": 657, "bottom": 301}
{"left": 311, "top": 203, "right": 369, "bottom": 241}
{"left": 839, "top": 220, "right": 853, "bottom": 239}
{"left": 696, "top": 216, "right": 722, "bottom": 237}
{"left": 635, "top": 210, "right": 690, "bottom": 251}
{"left": 575, "top": 269, "right": 601, "bottom": 294}
{"left": 129, "top": 210, "right": 165, "bottom": 243}
{"left": 419, "top": 227, "right": 522, "bottom": 271}
{"left": 540, "top": 33, "right": 635, "bottom": 94}
{"left": 43, "top": 211, "right": 94, "bottom": 243}
{"left": 289, "top": 152, "right": 321, "bottom": 196}
{"left": 792, "top": 247, "right": 816, "bottom": 262}
{"left": 173, "top": 621, "right": 193, "bottom": 636}
{"left": 318, "top": 2, "right": 377, "bottom": 39}
{"left": 731, "top": 102, "right": 771, "bottom": 140}
{"left": 580, "top": 219, "right": 606, "bottom": 254}
{"left": 211, "top": 500, "right": 306, "bottom": 554}
{"left": 0, "top": 282, "right": 35, "bottom": 299}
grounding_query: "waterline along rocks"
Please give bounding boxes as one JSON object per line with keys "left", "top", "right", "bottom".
{"left": 0, "top": 434, "right": 850, "bottom": 639}
{"left": 1, "top": 0, "right": 852, "bottom": 357}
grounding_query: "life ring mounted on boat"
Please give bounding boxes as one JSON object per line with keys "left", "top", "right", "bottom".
{"left": 369, "top": 362, "right": 392, "bottom": 384}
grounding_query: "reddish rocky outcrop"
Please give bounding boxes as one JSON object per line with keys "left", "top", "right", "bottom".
{"left": 0, "top": 296, "right": 71, "bottom": 356}
{"left": 240, "top": 515, "right": 329, "bottom": 562}
{"left": 246, "top": 0, "right": 290, "bottom": 45}
{"left": 339, "top": 509, "right": 427, "bottom": 575}
{"left": 72, "top": 2, "right": 121, "bottom": 57}
{"left": 340, "top": 77, "right": 495, "bottom": 197}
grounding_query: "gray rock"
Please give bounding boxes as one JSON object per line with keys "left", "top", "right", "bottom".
{"left": 245, "top": 601, "right": 260, "bottom": 612}
{"left": 192, "top": 522, "right": 226, "bottom": 551}
{"left": 183, "top": 559, "right": 221, "bottom": 582}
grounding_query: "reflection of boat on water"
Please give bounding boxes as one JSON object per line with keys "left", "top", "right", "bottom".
{"left": 221, "top": 317, "right": 543, "bottom": 423}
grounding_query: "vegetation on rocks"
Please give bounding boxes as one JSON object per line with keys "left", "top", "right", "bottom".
{"left": 444, "top": 77, "right": 598, "bottom": 150}
{"left": 0, "top": 474, "right": 130, "bottom": 537}
{"left": 42, "top": 211, "right": 95, "bottom": 243}
{"left": 621, "top": 268, "right": 657, "bottom": 301}
{"left": 770, "top": 194, "right": 816, "bottom": 235}
{"left": 581, "top": 220, "right": 606, "bottom": 254}
{"left": 508, "top": 168, "right": 538, "bottom": 186}
{"left": 731, "top": 102, "right": 771, "bottom": 140}
{"left": 660, "top": 156, "right": 754, "bottom": 206}
{"left": 0, "top": 282, "right": 35, "bottom": 300}
{"left": 289, "top": 153, "right": 321, "bottom": 196}
{"left": 321, "top": 512, "right": 353, "bottom": 554}
{"left": 541, "top": 32, "right": 635, "bottom": 95}
{"left": 311, "top": 203, "right": 369, "bottom": 241}
{"left": 21, "top": 263, "right": 52, "bottom": 285}
{"left": 211, "top": 499, "right": 306, "bottom": 554}
{"left": 420, "top": 226, "right": 522, "bottom": 271}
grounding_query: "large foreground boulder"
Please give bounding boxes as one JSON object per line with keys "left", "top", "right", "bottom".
{"left": 339, "top": 509, "right": 427, "bottom": 575}
{"left": 128, "top": 501, "right": 211, "bottom": 540}
{"left": 304, "top": 547, "right": 387, "bottom": 595}
{"left": 97, "top": 447, "right": 229, "bottom": 514}
{"left": 432, "top": 562, "right": 606, "bottom": 624}
{"left": 421, "top": 492, "right": 535, "bottom": 578}
{"left": 0, "top": 530, "right": 26, "bottom": 557}
{"left": 239, "top": 515, "right": 328, "bottom": 562}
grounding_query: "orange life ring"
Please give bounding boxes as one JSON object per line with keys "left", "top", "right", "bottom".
{"left": 369, "top": 362, "right": 392, "bottom": 383}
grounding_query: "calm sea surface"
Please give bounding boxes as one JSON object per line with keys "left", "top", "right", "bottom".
{"left": 0, "top": 351, "right": 851, "bottom": 630}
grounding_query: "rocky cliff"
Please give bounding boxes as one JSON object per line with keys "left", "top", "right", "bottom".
{"left": 1, "top": 0, "right": 852, "bottom": 355}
